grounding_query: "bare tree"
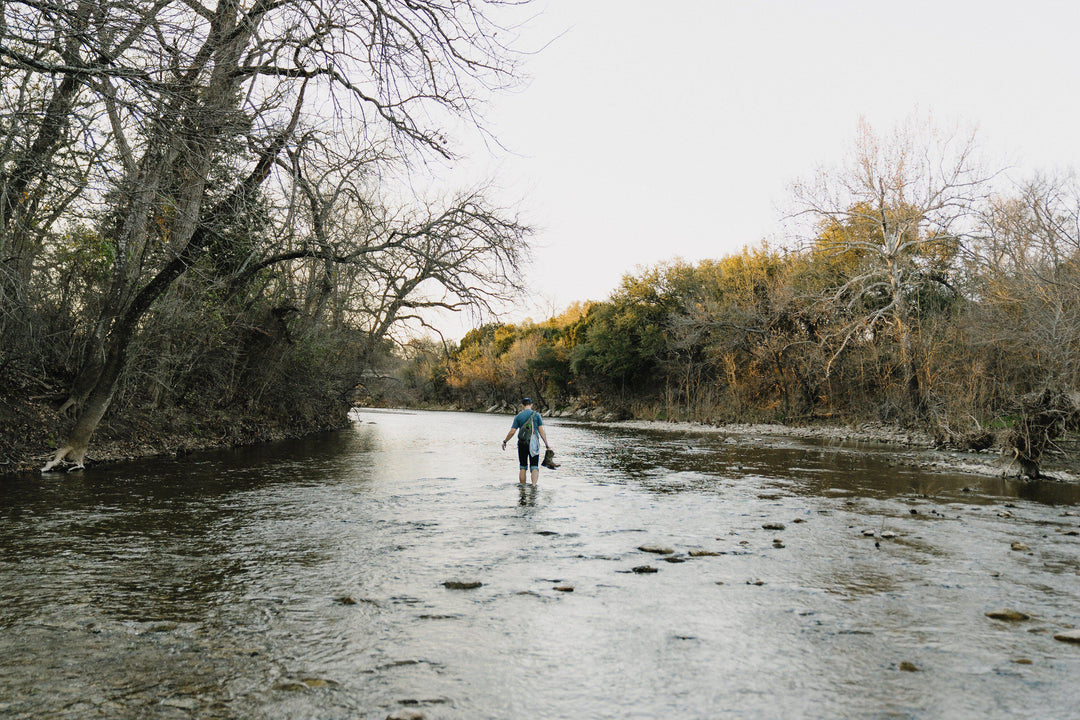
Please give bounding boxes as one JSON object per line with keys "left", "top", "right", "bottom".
{"left": 791, "top": 117, "right": 990, "bottom": 417}
{"left": 20, "top": 0, "right": 532, "bottom": 471}
{"left": 964, "top": 173, "right": 1080, "bottom": 475}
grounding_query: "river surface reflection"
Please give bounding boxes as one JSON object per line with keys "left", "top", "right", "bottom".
{"left": 1, "top": 409, "right": 1079, "bottom": 718}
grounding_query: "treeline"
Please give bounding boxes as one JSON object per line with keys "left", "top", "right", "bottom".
{"left": 0, "top": 2, "right": 529, "bottom": 470}
{"left": 402, "top": 123, "right": 1080, "bottom": 476}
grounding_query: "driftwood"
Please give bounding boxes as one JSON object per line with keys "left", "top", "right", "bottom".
{"left": 1004, "top": 390, "right": 1080, "bottom": 478}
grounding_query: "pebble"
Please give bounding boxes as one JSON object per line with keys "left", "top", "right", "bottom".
{"left": 762, "top": 523, "right": 785, "bottom": 531}
{"left": 1054, "top": 629, "right": 1080, "bottom": 643}
{"left": 1010, "top": 542, "right": 1030, "bottom": 552}
{"left": 862, "top": 530, "right": 876, "bottom": 537}
{"left": 746, "top": 579, "right": 765, "bottom": 586}
{"left": 663, "top": 556, "right": 687, "bottom": 563}
{"left": 631, "top": 565, "right": 658, "bottom": 574}
{"left": 688, "top": 549, "right": 722, "bottom": 557}
{"left": 638, "top": 544, "right": 675, "bottom": 555}
{"left": 985, "top": 609, "right": 1030, "bottom": 622}
{"left": 553, "top": 585, "right": 574, "bottom": 592}
{"left": 899, "top": 662, "right": 920, "bottom": 672}
{"left": 880, "top": 531, "right": 898, "bottom": 539}
{"left": 1013, "top": 658, "right": 1033, "bottom": 665}
{"left": 772, "top": 539, "right": 785, "bottom": 548}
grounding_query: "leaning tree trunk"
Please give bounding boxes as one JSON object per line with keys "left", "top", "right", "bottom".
{"left": 41, "top": 73, "right": 303, "bottom": 471}
{"left": 41, "top": 244, "right": 202, "bottom": 470}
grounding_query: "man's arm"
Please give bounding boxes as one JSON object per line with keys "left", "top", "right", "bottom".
{"left": 501, "top": 425, "right": 517, "bottom": 448}
{"left": 538, "top": 425, "right": 550, "bottom": 449}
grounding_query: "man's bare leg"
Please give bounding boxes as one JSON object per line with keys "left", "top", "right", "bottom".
{"left": 531, "top": 468, "right": 539, "bottom": 486}
{"left": 519, "top": 468, "right": 527, "bottom": 484}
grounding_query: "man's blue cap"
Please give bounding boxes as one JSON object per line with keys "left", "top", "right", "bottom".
{"left": 522, "top": 397, "right": 532, "bottom": 405}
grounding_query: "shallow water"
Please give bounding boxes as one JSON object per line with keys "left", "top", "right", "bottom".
{"left": 1, "top": 409, "right": 1079, "bottom": 719}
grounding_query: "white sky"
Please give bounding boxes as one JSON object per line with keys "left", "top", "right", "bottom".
{"left": 431, "top": 0, "right": 1080, "bottom": 338}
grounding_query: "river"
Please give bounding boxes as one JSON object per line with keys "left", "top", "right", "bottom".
{"left": 1, "top": 409, "right": 1079, "bottom": 719}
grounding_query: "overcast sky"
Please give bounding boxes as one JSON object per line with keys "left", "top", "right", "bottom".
{"left": 432, "top": 0, "right": 1080, "bottom": 337}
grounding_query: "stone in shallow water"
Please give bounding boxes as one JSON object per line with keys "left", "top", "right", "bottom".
{"left": 899, "top": 662, "right": 920, "bottom": 672}
{"left": 1054, "top": 629, "right": 1080, "bottom": 643}
{"left": 631, "top": 565, "right": 658, "bottom": 574}
{"left": 553, "top": 585, "right": 574, "bottom": 592}
{"left": 387, "top": 711, "right": 425, "bottom": 720}
{"left": 302, "top": 678, "right": 338, "bottom": 688}
{"left": 986, "top": 609, "right": 1030, "bottom": 622}
{"left": 688, "top": 549, "right": 721, "bottom": 557}
{"left": 1010, "top": 541, "right": 1030, "bottom": 552}
{"left": 442, "top": 581, "right": 482, "bottom": 590}
{"left": 762, "top": 523, "right": 785, "bottom": 531}
{"left": 638, "top": 544, "right": 675, "bottom": 555}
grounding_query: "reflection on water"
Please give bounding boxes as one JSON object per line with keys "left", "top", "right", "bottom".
{"left": 1, "top": 409, "right": 1079, "bottom": 718}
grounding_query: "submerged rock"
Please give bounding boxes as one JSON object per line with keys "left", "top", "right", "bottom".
{"left": 553, "top": 585, "right": 574, "bottom": 592}
{"left": 688, "top": 549, "right": 722, "bottom": 557}
{"left": 1010, "top": 541, "right": 1030, "bottom": 552}
{"left": 638, "top": 544, "right": 675, "bottom": 555}
{"left": 762, "top": 523, "right": 785, "bottom": 531}
{"left": 387, "top": 711, "right": 425, "bottom": 720}
{"left": 1054, "top": 629, "right": 1080, "bottom": 643}
{"left": 301, "top": 677, "right": 338, "bottom": 688}
{"left": 631, "top": 565, "right": 659, "bottom": 574}
{"left": 986, "top": 609, "right": 1031, "bottom": 622}
{"left": 899, "top": 662, "right": 920, "bottom": 672}
{"left": 442, "top": 580, "right": 482, "bottom": 590}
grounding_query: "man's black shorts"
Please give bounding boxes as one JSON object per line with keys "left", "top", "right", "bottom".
{"left": 517, "top": 443, "right": 540, "bottom": 470}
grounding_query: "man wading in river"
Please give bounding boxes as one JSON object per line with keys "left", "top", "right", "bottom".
{"left": 501, "top": 398, "right": 551, "bottom": 485}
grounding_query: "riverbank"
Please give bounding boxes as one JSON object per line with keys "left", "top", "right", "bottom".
{"left": 5, "top": 386, "right": 1077, "bottom": 483}
{"left": 583, "top": 416, "right": 1079, "bottom": 483}
{"left": 0, "top": 384, "right": 349, "bottom": 475}
{"left": 452, "top": 398, "right": 1080, "bottom": 482}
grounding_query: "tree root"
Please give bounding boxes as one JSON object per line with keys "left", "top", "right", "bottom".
{"left": 40, "top": 445, "right": 86, "bottom": 473}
